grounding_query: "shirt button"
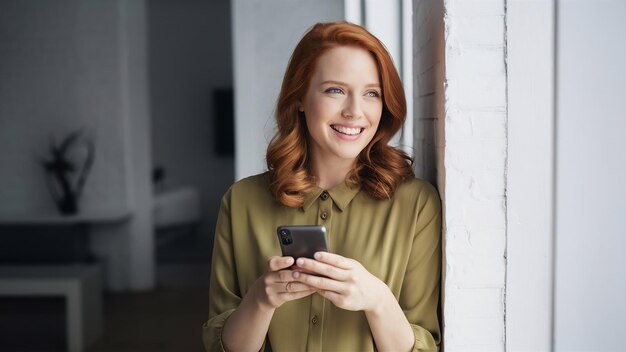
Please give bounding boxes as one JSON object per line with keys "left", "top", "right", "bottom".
{"left": 311, "top": 315, "right": 318, "bottom": 325}
{"left": 320, "top": 211, "right": 328, "bottom": 220}
{"left": 320, "top": 192, "right": 329, "bottom": 200}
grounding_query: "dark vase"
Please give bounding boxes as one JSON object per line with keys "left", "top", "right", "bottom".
{"left": 58, "top": 194, "right": 78, "bottom": 215}
{"left": 42, "top": 130, "right": 94, "bottom": 216}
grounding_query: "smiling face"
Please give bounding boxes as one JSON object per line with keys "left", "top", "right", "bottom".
{"left": 300, "top": 46, "right": 383, "bottom": 171}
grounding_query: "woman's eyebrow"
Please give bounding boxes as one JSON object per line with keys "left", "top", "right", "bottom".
{"left": 321, "top": 80, "right": 381, "bottom": 88}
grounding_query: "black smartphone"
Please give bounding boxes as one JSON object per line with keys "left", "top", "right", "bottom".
{"left": 276, "top": 225, "right": 329, "bottom": 259}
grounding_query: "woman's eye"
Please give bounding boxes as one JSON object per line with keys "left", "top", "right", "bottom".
{"left": 326, "top": 88, "right": 344, "bottom": 94}
{"left": 366, "top": 91, "right": 380, "bottom": 98}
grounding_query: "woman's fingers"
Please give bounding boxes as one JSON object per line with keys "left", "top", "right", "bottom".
{"left": 267, "top": 271, "right": 316, "bottom": 293}
{"left": 294, "top": 257, "right": 348, "bottom": 280}
{"left": 291, "top": 254, "right": 387, "bottom": 312}
{"left": 282, "top": 289, "right": 317, "bottom": 301}
{"left": 256, "top": 257, "right": 324, "bottom": 309}
{"left": 313, "top": 251, "right": 355, "bottom": 270}
{"left": 266, "top": 256, "right": 295, "bottom": 272}
{"left": 291, "top": 271, "right": 344, "bottom": 293}
{"left": 268, "top": 280, "right": 312, "bottom": 293}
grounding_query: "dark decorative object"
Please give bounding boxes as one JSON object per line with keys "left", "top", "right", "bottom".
{"left": 152, "top": 165, "right": 166, "bottom": 193}
{"left": 213, "top": 88, "right": 234, "bottom": 156}
{"left": 41, "top": 130, "right": 95, "bottom": 215}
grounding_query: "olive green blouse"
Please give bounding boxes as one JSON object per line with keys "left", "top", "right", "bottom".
{"left": 203, "top": 172, "right": 441, "bottom": 351}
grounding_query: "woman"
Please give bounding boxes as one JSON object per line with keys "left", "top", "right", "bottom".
{"left": 203, "top": 21, "right": 441, "bottom": 351}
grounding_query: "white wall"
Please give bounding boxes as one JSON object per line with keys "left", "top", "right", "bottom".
{"left": 505, "top": 1, "right": 555, "bottom": 350}
{"left": 553, "top": 1, "right": 626, "bottom": 350}
{"left": 412, "top": 0, "right": 445, "bottom": 186}
{"left": 412, "top": 1, "right": 447, "bottom": 349}
{"left": 417, "top": 1, "right": 626, "bottom": 350}
{"left": 440, "top": 0, "right": 508, "bottom": 350}
{"left": 232, "top": 0, "right": 344, "bottom": 180}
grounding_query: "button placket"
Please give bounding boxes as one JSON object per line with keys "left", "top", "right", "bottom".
{"left": 306, "top": 293, "right": 325, "bottom": 349}
{"left": 318, "top": 192, "right": 331, "bottom": 223}
{"left": 308, "top": 196, "right": 328, "bottom": 351}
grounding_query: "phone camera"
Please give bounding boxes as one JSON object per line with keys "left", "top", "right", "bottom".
{"left": 279, "top": 229, "right": 293, "bottom": 245}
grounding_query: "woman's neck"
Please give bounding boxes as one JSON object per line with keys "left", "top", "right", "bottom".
{"left": 310, "top": 154, "right": 356, "bottom": 190}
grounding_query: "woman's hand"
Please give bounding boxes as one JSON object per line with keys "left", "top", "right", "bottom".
{"left": 250, "top": 256, "right": 317, "bottom": 311}
{"left": 290, "top": 252, "right": 417, "bottom": 351}
{"left": 290, "top": 251, "right": 388, "bottom": 313}
{"left": 222, "top": 256, "right": 316, "bottom": 351}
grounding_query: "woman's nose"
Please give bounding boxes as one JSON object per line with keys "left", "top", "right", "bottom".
{"left": 341, "top": 96, "right": 362, "bottom": 119}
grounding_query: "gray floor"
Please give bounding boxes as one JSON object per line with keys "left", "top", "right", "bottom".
{"left": 88, "top": 230, "right": 213, "bottom": 352}
{"left": 87, "top": 281, "right": 209, "bottom": 352}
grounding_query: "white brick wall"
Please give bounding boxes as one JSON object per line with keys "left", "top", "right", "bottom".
{"left": 443, "top": 0, "right": 508, "bottom": 350}
{"left": 413, "top": 0, "right": 507, "bottom": 350}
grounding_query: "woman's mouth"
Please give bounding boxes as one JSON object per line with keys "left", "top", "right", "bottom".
{"left": 330, "top": 125, "right": 364, "bottom": 136}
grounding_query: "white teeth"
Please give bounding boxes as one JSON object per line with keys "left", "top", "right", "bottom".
{"left": 332, "top": 125, "right": 362, "bottom": 135}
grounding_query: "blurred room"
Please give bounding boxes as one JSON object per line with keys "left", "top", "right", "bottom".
{"left": 0, "top": 0, "right": 233, "bottom": 350}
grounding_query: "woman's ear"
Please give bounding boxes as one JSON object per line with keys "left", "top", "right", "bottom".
{"left": 298, "top": 103, "right": 304, "bottom": 112}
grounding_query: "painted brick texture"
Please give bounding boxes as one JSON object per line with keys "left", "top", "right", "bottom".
{"left": 413, "top": 0, "right": 507, "bottom": 350}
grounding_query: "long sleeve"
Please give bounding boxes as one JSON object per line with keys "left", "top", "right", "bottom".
{"left": 401, "top": 182, "right": 442, "bottom": 351}
{"left": 202, "top": 189, "right": 241, "bottom": 351}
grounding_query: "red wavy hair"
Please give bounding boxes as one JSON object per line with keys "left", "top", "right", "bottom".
{"left": 266, "top": 21, "right": 414, "bottom": 207}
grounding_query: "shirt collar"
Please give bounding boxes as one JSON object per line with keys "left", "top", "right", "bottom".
{"left": 301, "top": 181, "right": 361, "bottom": 212}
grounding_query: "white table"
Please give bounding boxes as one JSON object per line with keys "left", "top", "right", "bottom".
{"left": 0, "top": 210, "right": 133, "bottom": 290}
{"left": 0, "top": 264, "right": 103, "bottom": 352}
{"left": 0, "top": 209, "right": 131, "bottom": 225}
